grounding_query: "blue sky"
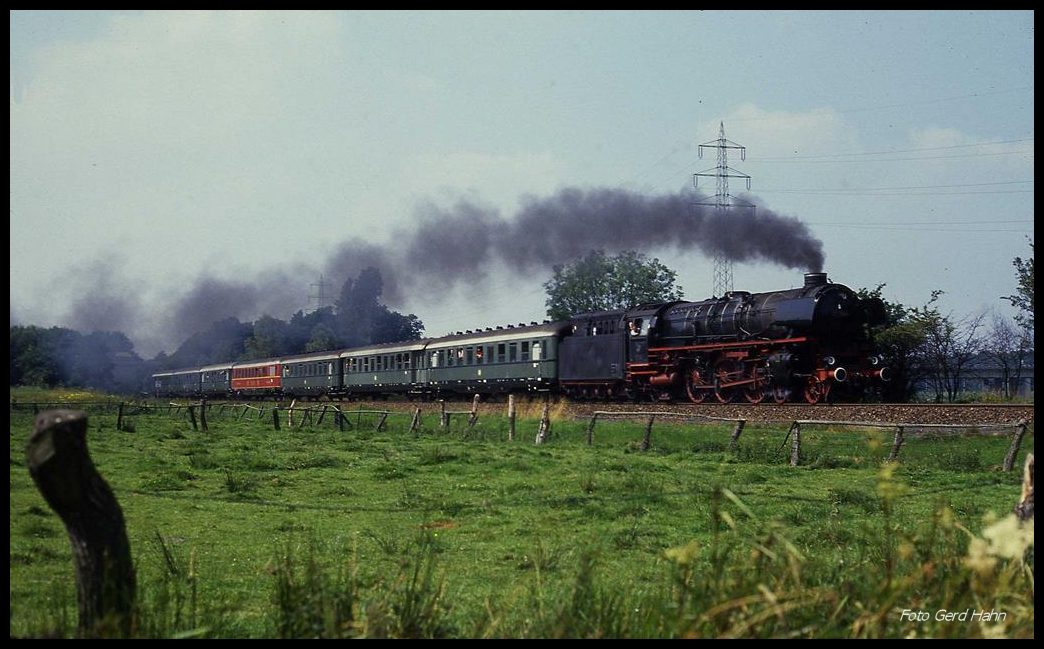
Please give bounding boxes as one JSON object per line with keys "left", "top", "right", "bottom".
{"left": 10, "top": 11, "right": 1034, "bottom": 356}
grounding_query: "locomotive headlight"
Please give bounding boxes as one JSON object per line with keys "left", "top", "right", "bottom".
{"left": 832, "top": 367, "right": 847, "bottom": 382}
{"left": 869, "top": 356, "right": 880, "bottom": 366}
{"left": 824, "top": 356, "right": 836, "bottom": 366}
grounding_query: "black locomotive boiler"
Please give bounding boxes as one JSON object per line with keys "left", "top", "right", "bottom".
{"left": 558, "top": 272, "right": 889, "bottom": 404}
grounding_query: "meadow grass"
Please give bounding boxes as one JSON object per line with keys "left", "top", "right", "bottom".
{"left": 9, "top": 397, "right": 1034, "bottom": 638}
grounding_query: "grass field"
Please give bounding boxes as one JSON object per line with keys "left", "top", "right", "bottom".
{"left": 9, "top": 392, "right": 1034, "bottom": 638}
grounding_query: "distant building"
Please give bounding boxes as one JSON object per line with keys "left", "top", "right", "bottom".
{"left": 913, "top": 351, "right": 1034, "bottom": 399}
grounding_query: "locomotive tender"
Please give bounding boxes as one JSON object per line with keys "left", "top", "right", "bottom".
{"left": 153, "top": 272, "right": 888, "bottom": 404}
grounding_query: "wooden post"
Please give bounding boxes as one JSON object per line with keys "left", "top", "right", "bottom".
{"left": 1004, "top": 419, "right": 1030, "bottom": 472}
{"left": 535, "top": 403, "right": 551, "bottom": 444}
{"left": 26, "top": 410, "right": 135, "bottom": 637}
{"left": 199, "top": 401, "right": 208, "bottom": 432}
{"left": 586, "top": 413, "right": 598, "bottom": 446}
{"left": 409, "top": 407, "right": 421, "bottom": 436}
{"left": 116, "top": 402, "right": 124, "bottom": 431}
{"left": 188, "top": 405, "right": 198, "bottom": 431}
{"left": 440, "top": 400, "right": 448, "bottom": 429}
{"left": 376, "top": 412, "right": 389, "bottom": 432}
{"left": 287, "top": 399, "right": 296, "bottom": 428}
{"left": 641, "top": 416, "right": 655, "bottom": 451}
{"left": 272, "top": 407, "right": 281, "bottom": 431}
{"left": 468, "top": 394, "right": 480, "bottom": 428}
{"left": 887, "top": 426, "right": 905, "bottom": 463}
{"left": 317, "top": 405, "right": 328, "bottom": 426}
{"left": 239, "top": 406, "right": 249, "bottom": 420}
{"left": 728, "top": 420, "right": 746, "bottom": 452}
{"left": 789, "top": 422, "right": 802, "bottom": 467}
{"left": 1014, "top": 453, "right": 1034, "bottom": 521}
{"left": 508, "top": 394, "right": 517, "bottom": 442}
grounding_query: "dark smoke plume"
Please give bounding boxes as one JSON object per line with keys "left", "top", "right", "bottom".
{"left": 390, "top": 186, "right": 824, "bottom": 293}
{"left": 156, "top": 186, "right": 827, "bottom": 350}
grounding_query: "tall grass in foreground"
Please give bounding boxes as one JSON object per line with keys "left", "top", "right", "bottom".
{"left": 261, "top": 469, "right": 1033, "bottom": 638}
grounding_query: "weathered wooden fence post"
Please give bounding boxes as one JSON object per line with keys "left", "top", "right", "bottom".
{"left": 586, "top": 413, "right": 598, "bottom": 446}
{"left": 317, "top": 405, "right": 328, "bottom": 426}
{"left": 1014, "top": 453, "right": 1034, "bottom": 521}
{"left": 198, "top": 401, "right": 208, "bottom": 432}
{"left": 887, "top": 426, "right": 905, "bottom": 463}
{"left": 287, "top": 399, "right": 297, "bottom": 428}
{"left": 188, "top": 405, "right": 198, "bottom": 431}
{"left": 409, "top": 407, "right": 421, "bottom": 436}
{"left": 728, "top": 420, "right": 745, "bottom": 451}
{"left": 535, "top": 403, "right": 551, "bottom": 444}
{"left": 26, "top": 410, "right": 136, "bottom": 637}
{"left": 507, "top": 395, "right": 517, "bottom": 442}
{"left": 376, "top": 411, "right": 389, "bottom": 432}
{"left": 1004, "top": 419, "right": 1030, "bottom": 472}
{"left": 272, "top": 407, "right": 281, "bottom": 431}
{"left": 789, "top": 422, "right": 802, "bottom": 467}
{"left": 641, "top": 416, "right": 655, "bottom": 451}
{"left": 116, "top": 403, "right": 124, "bottom": 431}
{"left": 440, "top": 400, "right": 449, "bottom": 429}
{"left": 468, "top": 394, "right": 480, "bottom": 428}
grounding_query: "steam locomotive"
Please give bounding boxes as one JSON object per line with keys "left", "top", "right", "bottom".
{"left": 153, "top": 272, "right": 889, "bottom": 404}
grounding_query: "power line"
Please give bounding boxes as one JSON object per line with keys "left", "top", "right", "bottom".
{"left": 752, "top": 137, "right": 1034, "bottom": 161}
{"left": 757, "top": 179, "right": 1033, "bottom": 192}
{"left": 757, "top": 189, "right": 1033, "bottom": 197}
{"left": 748, "top": 148, "right": 1034, "bottom": 164}
{"left": 725, "top": 85, "right": 1034, "bottom": 123}
{"left": 810, "top": 219, "right": 1032, "bottom": 226}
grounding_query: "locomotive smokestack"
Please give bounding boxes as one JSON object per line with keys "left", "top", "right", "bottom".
{"left": 804, "top": 272, "right": 828, "bottom": 289}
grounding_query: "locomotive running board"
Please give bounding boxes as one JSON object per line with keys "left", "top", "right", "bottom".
{"left": 649, "top": 336, "right": 809, "bottom": 353}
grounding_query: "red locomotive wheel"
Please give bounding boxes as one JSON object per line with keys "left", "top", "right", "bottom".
{"left": 713, "top": 359, "right": 738, "bottom": 404}
{"left": 744, "top": 385, "right": 765, "bottom": 404}
{"left": 804, "top": 377, "right": 829, "bottom": 404}
{"left": 685, "top": 367, "right": 710, "bottom": 404}
{"left": 744, "top": 366, "right": 766, "bottom": 404}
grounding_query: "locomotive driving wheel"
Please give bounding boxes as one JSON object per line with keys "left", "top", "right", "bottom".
{"left": 713, "top": 359, "right": 739, "bottom": 404}
{"left": 744, "top": 366, "right": 767, "bottom": 404}
{"left": 685, "top": 366, "right": 711, "bottom": 404}
{"left": 803, "top": 376, "right": 830, "bottom": 404}
{"left": 744, "top": 384, "right": 766, "bottom": 404}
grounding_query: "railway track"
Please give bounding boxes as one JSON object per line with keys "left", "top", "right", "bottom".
{"left": 298, "top": 398, "right": 1033, "bottom": 427}
{"left": 561, "top": 401, "right": 1034, "bottom": 426}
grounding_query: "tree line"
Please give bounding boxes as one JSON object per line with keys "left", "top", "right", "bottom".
{"left": 10, "top": 267, "right": 423, "bottom": 395}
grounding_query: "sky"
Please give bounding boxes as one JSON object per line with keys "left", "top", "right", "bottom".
{"left": 10, "top": 10, "right": 1035, "bottom": 358}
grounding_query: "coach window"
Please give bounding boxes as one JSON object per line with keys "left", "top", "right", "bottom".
{"left": 465, "top": 346, "right": 473, "bottom": 365}
{"left": 533, "top": 342, "right": 542, "bottom": 361}
{"left": 509, "top": 342, "right": 518, "bottom": 362}
{"left": 521, "top": 341, "right": 530, "bottom": 361}
{"left": 497, "top": 343, "right": 506, "bottom": 363}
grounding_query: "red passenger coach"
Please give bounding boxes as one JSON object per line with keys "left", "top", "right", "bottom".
{"left": 231, "top": 359, "right": 282, "bottom": 397}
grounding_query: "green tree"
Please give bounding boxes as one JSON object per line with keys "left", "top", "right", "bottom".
{"left": 856, "top": 285, "right": 927, "bottom": 401}
{"left": 1002, "top": 239, "right": 1033, "bottom": 330}
{"left": 241, "top": 315, "right": 291, "bottom": 360}
{"left": 305, "top": 323, "right": 339, "bottom": 352}
{"left": 543, "top": 250, "right": 683, "bottom": 320}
